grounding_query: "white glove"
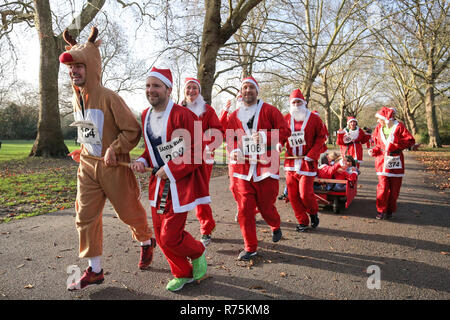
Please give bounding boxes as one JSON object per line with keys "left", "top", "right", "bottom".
{"left": 276, "top": 143, "right": 283, "bottom": 153}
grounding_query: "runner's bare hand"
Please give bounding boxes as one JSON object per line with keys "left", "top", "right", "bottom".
{"left": 156, "top": 167, "right": 168, "bottom": 180}
{"left": 104, "top": 147, "right": 117, "bottom": 167}
{"left": 131, "top": 161, "right": 146, "bottom": 173}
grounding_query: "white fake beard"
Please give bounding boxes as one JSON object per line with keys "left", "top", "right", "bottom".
{"left": 238, "top": 103, "right": 257, "bottom": 124}
{"left": 347, "top": 127, "right": 359, "bottom": 140}
{"left": 290, "top": 103, "right": 307, "bottom": 122}
{"left": 149, "top": 110, "right": 164, "bottom": 137}
{"left": 186, "top": 95, "right": 206, "bottom": 117}
{"left": 235, "top": 99, "right": 244, "bottom": 111}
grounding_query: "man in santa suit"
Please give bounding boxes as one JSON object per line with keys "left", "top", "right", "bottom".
{"left": 283, "top": 89, "right": 328, "bottom": 232}
{"left": 368, "top": 107, "right": 415, "bottom": 220}
{"left": 225, "top": 76, "right": 291, "bottom": 261}
{"left": 131, "top": 67, "right": 208, "bottom": 292}
{"left": 181, "top": 77, "right": 224, "bottom": 246}
{"left": 337, "top": 116, "right": 371, "bottom": 169}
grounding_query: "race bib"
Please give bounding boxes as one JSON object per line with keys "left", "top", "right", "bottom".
{"left": 242, "top": 135, "right": 266, "bottom": 155}
{"left": 384, "top": 155, "right": 402, "bottom": 170}
{"left": 288, "top": 131, "right": 306, "bottom": 148}
{"left": 157, "top": 136, "right": 185, "bottom": 164}
{"left": 70, "top": 120, "right": 101, "bottom": 145}
{"left": 343, "top": 134, "right": 353, "bottom": 144}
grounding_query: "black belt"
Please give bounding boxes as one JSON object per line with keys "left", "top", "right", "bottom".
{"left": 153, "top": 167, "right": 170, "bottom": 214}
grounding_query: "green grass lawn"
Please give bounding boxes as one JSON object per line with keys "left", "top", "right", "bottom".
{"left": 0, "top": 140, "right": 144, "bottom": 161}
{"left": 0, "top": 140, "right": 146, "bottom": 223}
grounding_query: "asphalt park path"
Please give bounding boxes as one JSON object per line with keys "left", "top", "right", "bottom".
{"left": 0, "top": 150, "right": 449, "bottom": 301}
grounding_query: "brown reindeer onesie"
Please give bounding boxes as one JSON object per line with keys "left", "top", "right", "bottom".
{"left": 59, "top": 28, "right": 152, "bottom": 259}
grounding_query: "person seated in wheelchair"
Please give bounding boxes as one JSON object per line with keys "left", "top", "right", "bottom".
{"left": 316, "top": 155, "right": 357, "bottom": 192}
{"left": 332, "top": 155, "right": 358, "bottom": 191}
{"left": 315, "top": 152, "right": 341, "bottom": 191}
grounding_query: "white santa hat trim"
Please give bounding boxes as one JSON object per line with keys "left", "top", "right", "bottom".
{"left": 241, "top": 77, "right": 259, "bottom": 93}
{"left": 347, "top": 117, "right": 358, "bottom": 125}
{"left": 184, "top": 77, "right": 201, "bottom": 93}
{"left": 148, "top": 70, "right": 172, "bottom": 88}
{"left": 375, "top": 113, "right": 393, "bottom": 122}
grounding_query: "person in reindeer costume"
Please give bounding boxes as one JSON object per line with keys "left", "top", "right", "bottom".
{"left": 131, "top": 68, "right": 208, "bottom": 292}
{"left": 336, "top": 116, "right": 371, "bottom": 169}
{"left": 59, "top": 27, "right": 155, "bottom": 290}
{"left": 368, "top": 107, "right": 415, "bottom": 220}
{"left": 180, "top": 77, "right": 223, "bottom": 247}
{"left": 225, "top": 76, "right": 291, "bottom": 261}
{"left": 283, "top": 89, "right": 328, "bottom": 232}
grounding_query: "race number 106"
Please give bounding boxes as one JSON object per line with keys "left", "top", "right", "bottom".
{"left": 224, "top": 304, "right": 270, "bottom": 315}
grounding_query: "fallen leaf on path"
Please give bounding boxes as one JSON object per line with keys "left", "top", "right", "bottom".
{"left": 249, "top": 285, "right": 264, "bottom": 290}
{"left": 440, "top": 252, "right": 449, "bottom": 255}
{"left": 196, "top": 274, "right": 212, "bottom": 283}
{"left": 24, "top": 284, "right": 34, "bottom": 289}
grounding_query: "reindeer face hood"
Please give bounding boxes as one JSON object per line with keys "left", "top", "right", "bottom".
{"left": 59, "top": 27, "right": 102, "bottom": 96}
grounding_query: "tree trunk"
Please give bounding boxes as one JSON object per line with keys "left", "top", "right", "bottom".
{"left": 425, "top": 83, "right": 441, "bottom": 147}
{"left": 30, "top": 0, "right": 68, "bottom": 158}
{"left": 198, "top": 0, "right": 262, "bottom": 104}
{"left": 198, "top": 0, "right": 222, "bottom": 105}
{"left": 403, "top": 100, "right": 418, "bottom": 137}
{"left": 324, "top": 106, "right": 332, "bottom": 144}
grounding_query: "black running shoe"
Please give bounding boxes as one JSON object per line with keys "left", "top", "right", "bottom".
{"left": 237, "top": 250, "right": 257, "bottom": 261}
{"left": 310, "top": 214, "right": 320, "bottom": 228}
{"left": 296, "top": 224, "right": 309, "bottom": 232}
{"left": 376, "top": 212, "right": 385, "bottom": 220}
{"left": 272, "top": 228, "right": 282, "bottom": 242}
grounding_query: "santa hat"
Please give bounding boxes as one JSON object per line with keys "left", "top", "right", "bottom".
{"left": 375, "top": 107, "right": 395, "bottom": 123}
{"left": 148, "top": 67, "right": 173, "bottom": 88}
{"left": 184, "top": 77, "right": 201, "bottom": 92}
{"left": 312, "top": 110, "right": 319, "bottom": 115}
{"left": 241, "top": 76, "right": 259, "bottom": 93}
{"left": 289, "top": 89, "right": 305, "bottom": 103}
{"left": 347, "top": 116, "right": 358, "bottom": 125}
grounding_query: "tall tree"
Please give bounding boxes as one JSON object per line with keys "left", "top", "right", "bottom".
{"left": 268, "top": 0, "right": 374, "bottom": 104}
{"left": 371, "top": 0, "right": 449, "bottom": 147}
{"left": 198, "top": 0, "right": 263, "bottom": 104}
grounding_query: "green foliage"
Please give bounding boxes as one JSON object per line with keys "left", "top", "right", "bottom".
{"left": 0, "top": 103, "right": 38, "bottom": 139}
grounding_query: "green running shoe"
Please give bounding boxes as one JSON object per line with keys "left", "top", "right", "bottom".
{"left": 192, "top": 253, "right": 207, "bottom": 280}
{"left": 166, "top": 278, "right": 194, "bottom": 292}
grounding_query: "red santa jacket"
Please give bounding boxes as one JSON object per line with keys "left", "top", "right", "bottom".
{"left": 198, "top": 104, "right": 224, "bottom": 161}
{"left": 337, "top": 127, "right": 371, "bottom": 163}
{"left": 219, "top": 109, "right": 230, "bottom": 134}
{"left": 284, "top": 111, "right": 328, "bottom": 176}
{"left": 138, "top": 101, "right": 210, "bottom": 213}
{"left": 370, "top": 121, "right": 415, "bottom": 177}
{"left": 226, "top": 100, "right": 291, "bottom": 182}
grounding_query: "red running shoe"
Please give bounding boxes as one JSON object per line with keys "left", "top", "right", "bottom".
{"left": 67, "top": 267, "right": 104, "bottom": 291}
{"left": 139, "top": 238, "right": 157, "bottom": 270}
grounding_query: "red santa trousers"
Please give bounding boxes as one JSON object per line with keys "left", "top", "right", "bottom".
{"left": 286, "top": 171, "right": 318, "bottom": 225}
{"left": 151, "top": 196, "right": 205, "bottom": 279}
{"left": 195, "top": 163, "right": 216, "bottom": 235}
{"left": 376, "top": 175, "right": 403, "bottom": 214}
{"left": 231, "top": 176, "right": 281, "bottom": 253}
